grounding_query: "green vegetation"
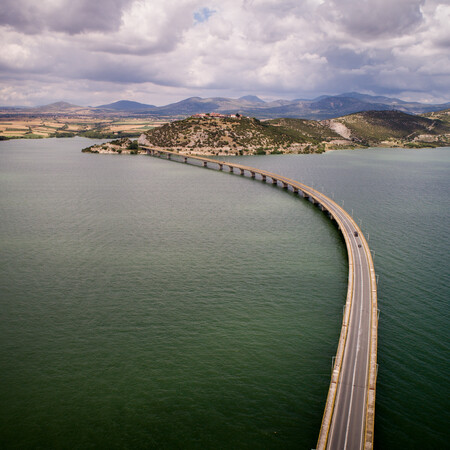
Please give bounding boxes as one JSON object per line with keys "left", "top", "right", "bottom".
{"left": 51, "top": 132, "right": 76, "bottom": 138}
{"left": 422, "top": 109, "right": 450, "bottom": 125}
{"left": 143, "top": 116, "right": 314, "bottom": 154}
{"left": 78, "top": 130, "right": 140, "bottom": 139}
{"left": 128, "top": 140, "right": 139, "bottom": 150}
{"left": 267, "top": 118, "right": 343, "bottom": 143}
{"left": 81, "top": 137, "right": 144, "bottom": 154}
{"left": 334, "top": 110, "right": 450, "bottom": 146}
{"left": 77, "top": 109, "right": 449, "bottom": 155}
{"left": 82, "top": 146, "right": 98, "bottom": 153}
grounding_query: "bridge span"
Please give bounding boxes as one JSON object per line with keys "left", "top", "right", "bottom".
{"left": 143, "top": 147, "right": 378, "bottom": 450}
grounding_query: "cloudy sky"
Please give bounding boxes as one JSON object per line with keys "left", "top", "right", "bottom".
{"left": 0, "top": 0, "right": 449, "bottom": 106}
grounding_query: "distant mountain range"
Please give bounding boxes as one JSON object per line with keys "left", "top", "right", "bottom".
{"left": 2, "top": 93, "right": 450, "bottom": 120}
{"left": 96, "top": 100, "right": 157, "bottom": 111}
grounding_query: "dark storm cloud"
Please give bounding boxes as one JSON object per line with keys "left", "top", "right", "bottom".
{"left": 0, "top": 0, "right": 133, "bottom": 34}
{"left": 322, "top": 0, "right": 425, "bottom": 39}
{"left": 323, "top": 47, "right": 372, "bottom": 70}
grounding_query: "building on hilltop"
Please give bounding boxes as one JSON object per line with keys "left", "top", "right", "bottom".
{"left": 191, "top": 113, "right": 242, "bottom": 119}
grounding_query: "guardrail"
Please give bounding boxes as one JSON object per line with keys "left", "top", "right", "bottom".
{"left": 143, "top": 147, "right": 377, "bottom": 449}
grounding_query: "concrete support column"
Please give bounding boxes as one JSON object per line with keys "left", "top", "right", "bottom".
{"left": 240, "top": 168, "right": 245, "bottom": 175}
{"left": 229, "top": 166, "right": 234, "bottom": 173}
{"left": 184, "top": 157, "right": 188, "bottom": 163}
{"left": 250, "top": 172, "right": 255, "bottom": 178}
{"left": 272, "top": 178, "right": 277, "bottom": 185}
{"left": 261, "top": 175, "right": 266, "bottom": 182}
{"left": 167, "top": 154, "right": 171, "bottom": 160}
{"left": 282, "top": 182, "right": 288, "bottom": 189}
{"left": 293, "top": 187, "right": 299, "bottom": 194}
{"left": 203, "top": 161, "right": 207, "bottom": 167}
{"left": 219, "top": 164, "right": 223, "bottom": 171}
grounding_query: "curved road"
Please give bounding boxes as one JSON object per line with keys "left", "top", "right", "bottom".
{"left": 143, "top": 148, "right": 378, "bottom": 449}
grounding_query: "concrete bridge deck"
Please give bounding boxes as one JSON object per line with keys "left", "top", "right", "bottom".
{"left": 143, "top": 147, "right": 378, "bottom": 450}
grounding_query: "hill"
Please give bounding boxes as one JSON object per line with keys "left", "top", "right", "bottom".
{"left": 31, "top": 101, "right": 92, "bottom": 114}
{"left": 81, "top": 110, "right": 450, "bottom": 155}
{"left": 422, "top": 108, "right": 450, "bottom": 125}
{"left": 139, "top": 115, "right": 324, "bottom": 154}
{"left": 324, "top": 110, "right": 450, "bottom": 147}
{"left": 96, "top": 100, "right": 156, "bottom": 111}
{"left": 267, "top": 118, "right": 347, "bottom": 143}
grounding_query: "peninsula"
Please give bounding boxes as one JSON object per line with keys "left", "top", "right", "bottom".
{"left": 82, "top": 109, "right": 450, "bottom": 156}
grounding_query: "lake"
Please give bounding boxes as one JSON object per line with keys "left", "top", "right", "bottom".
{"left": 0, "top": 137, "right": 448, "bottom": 449}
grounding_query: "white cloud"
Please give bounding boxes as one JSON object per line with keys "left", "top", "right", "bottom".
{"left": 0, "top": 0, "right": 448, "bottom": 105}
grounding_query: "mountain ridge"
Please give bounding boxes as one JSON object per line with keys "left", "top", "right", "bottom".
{"left": 2, "top": 93, "right": 450, "bottom": 120}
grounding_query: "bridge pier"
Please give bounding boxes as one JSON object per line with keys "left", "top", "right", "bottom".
{"left": 184, "top": 157, "right": 188, "bottom": 163}
{"left": 143, "top": 150, "right": 377, "bottom": 448}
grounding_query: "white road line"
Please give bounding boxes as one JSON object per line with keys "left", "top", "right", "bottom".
{"left": 149, "top": 153, "right": 375, "bottom": 449}
{"left": 343, "top": 235, "right": 364, "bottom": 449}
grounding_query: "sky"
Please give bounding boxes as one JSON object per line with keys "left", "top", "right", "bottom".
{"left": 0, "top": 0, "right": 449, "bottom": 107}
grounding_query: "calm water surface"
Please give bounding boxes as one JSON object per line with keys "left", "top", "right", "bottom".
{"left": 0, "top": 138, "right": 448, "bottom": 449}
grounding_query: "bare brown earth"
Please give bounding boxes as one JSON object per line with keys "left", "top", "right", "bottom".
{"left": 0, "top": 117, "right": 167, "bottom": 139}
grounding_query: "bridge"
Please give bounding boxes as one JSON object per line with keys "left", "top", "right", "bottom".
{"left": 143, "top": 147, "right": 378, "bottom": 449}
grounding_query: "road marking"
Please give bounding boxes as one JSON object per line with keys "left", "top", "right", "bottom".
{"left": 145, "top": 149, "right": 377, "bottom": 450}
{"left": 343, "top": 234, "right": 364, "bottom": 449}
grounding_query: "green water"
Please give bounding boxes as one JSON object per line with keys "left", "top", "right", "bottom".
{"left": 0, "top": 138, "right": 449, "bottom": 449}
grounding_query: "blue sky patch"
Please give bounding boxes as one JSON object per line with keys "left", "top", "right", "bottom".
{"left": 194, "top": 7, "right": 215, "bottom": 24}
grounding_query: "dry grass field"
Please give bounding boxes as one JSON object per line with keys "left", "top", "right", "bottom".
{"left": 0, "top": 117, "right": 168, "bottom": 139}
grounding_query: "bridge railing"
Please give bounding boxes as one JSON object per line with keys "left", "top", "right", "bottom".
{"left": 143, "top": 147, "right": 377, "bottom": 449}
